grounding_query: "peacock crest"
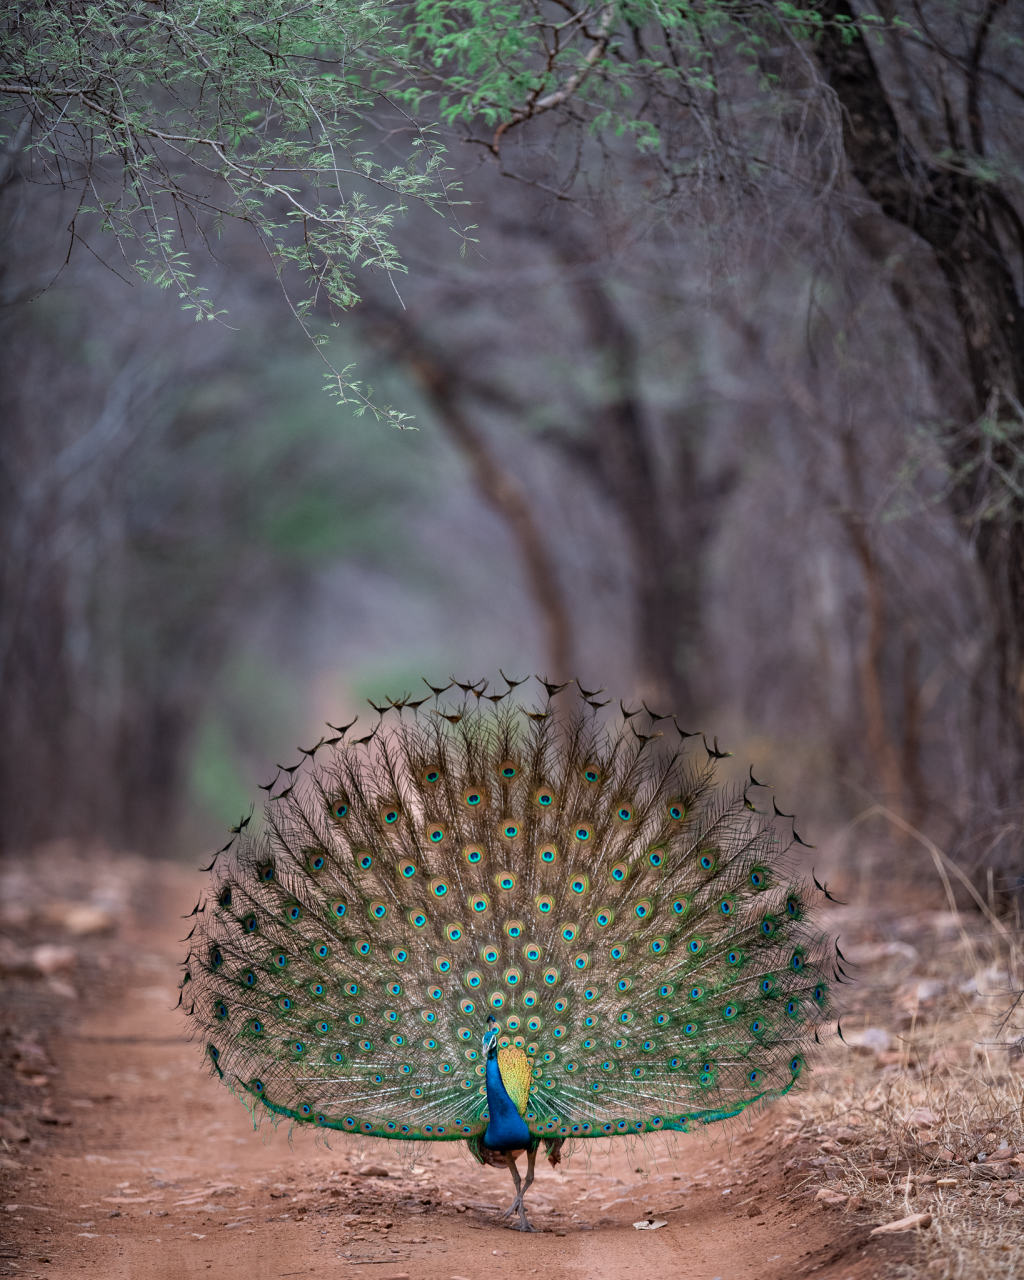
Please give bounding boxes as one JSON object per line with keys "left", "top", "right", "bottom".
{"left": 183, "top": 681, "right": 835, "bottom": 1183}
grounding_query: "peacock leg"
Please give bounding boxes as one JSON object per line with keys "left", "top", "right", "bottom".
{"left": 516, "top": 1144, "right": 539, "bottom": 1233}
{"left": 501, "top": 1152, "right": 524, "bottom": 1223}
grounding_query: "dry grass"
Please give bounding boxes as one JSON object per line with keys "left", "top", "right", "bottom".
{"left": 784, "top": 896, "right": 1024, "bottom": 1279}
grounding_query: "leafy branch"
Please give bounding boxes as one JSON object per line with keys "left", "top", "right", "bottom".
{"left": 1, "top": 0, "right": 465, "bottom": 426}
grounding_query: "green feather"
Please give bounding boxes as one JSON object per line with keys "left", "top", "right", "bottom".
{"left": 185, "top": 693, "right": 833, "bottom": 1148}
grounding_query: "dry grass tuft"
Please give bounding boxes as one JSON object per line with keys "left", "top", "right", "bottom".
{"left": 787, "top": 898, "right": 1024, "bottom": 1279}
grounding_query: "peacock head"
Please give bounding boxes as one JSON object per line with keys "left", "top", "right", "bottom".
{"left": 482, "top": 1014, "right": 500, "bottom": 1057}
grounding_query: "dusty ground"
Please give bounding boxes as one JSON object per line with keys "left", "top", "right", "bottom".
{"left": 3, "top": 848, "right": 1001, "bottom": 1280}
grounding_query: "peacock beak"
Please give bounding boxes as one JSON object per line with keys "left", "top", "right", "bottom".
{"left": 482, "top": 1014, "right": 499, "bottom": 1054}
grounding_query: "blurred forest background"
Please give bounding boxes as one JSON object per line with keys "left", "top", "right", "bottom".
{"left": 2, "top": 0, "right": 1024, "bottom": 907}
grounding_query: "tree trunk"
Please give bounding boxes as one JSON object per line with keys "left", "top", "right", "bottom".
{"left": 351, "top": 301, "right": 574, "bottom": 679}
{"left": 814, "top": 0, "right": 1024, "bottom": 806}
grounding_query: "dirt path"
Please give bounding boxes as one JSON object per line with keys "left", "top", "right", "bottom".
{"left": 1, "top": 860, "right": 909, "bottom": 1280}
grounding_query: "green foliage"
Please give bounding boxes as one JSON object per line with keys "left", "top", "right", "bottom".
{"left": 393, "top": 1, "right": 904, "bottom": 148}
{"left": 0, "top": 0, "right": 912, "bottom": 419}
{"left": 0, "top": 0, "right": 455, "bottom": 425}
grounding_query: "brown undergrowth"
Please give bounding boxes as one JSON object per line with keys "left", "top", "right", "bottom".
{"left": 785, "top": 894, "right": 1024, "bottom": 1280}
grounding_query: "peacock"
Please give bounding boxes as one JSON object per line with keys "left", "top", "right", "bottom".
{"left": 182, "top": 678, "right": 836, "bottom": 1232}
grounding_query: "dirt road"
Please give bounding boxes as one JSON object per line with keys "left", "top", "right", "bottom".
{"left": 1, "top": 857, "right": 908, "bottom": 1280}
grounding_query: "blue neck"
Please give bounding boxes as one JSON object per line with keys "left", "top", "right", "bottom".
{"left": 483, "top": 1052, "right": 530, "bottom": 1152}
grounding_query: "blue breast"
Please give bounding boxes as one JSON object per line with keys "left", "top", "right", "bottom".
{"left": 483, "top": 1055, "right": 530, "bottom": 1152}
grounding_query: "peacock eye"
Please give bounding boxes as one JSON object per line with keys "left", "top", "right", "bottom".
{"left": 498, "top": 759, "right": 518, "bottom": 780}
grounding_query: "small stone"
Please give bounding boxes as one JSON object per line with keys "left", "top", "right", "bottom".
{"left": 1002, "top": 1190, "right": 1022, "bottom": 1207}
{"left": 906, "top": 1108, "right": 942, "bottom": 1128}
{"left": 746, "top": 1203, "right": 764, "bottom": 1217}
{"left": 815, "top": 1189, "right": 848, "bottom": 1207}
{"left": 0, "top": 1119, "right": 29, "bottom": 1143}
{"left": 869, "top": 1212, "right": 933, "bottom": 1235}
{"left": 358, "top": 1166, "right": 390, "bottom": 1178}
{"left": 31, "top": 944, "right": 77, "bottom": 975}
